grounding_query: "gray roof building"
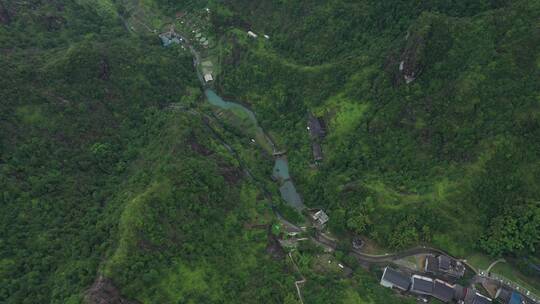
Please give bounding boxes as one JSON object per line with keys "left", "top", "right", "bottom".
{"left": 433, "top": 279, "right": 454, "bottom": 303}
{"left": 425, "top": 255, "right": 465, "bottom": 279}
{"left": 307, "top": 113, "right": 326, "bottom": 138}
{"left": 411, "top": 275, "right": 433, "bottom": 295}
{"left": 312, "top": 142, "right": 323, "bottom": 162}
{"left": 380, "top": 267, "right": 411, "bottom": 291}
{"left": 312, "top": 210, "right": 329, "bottom": 227}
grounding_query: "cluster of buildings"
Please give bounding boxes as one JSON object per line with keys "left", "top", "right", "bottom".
{"left": 381, "top": 255, "right": 533, "bottom": 304}
{"left": 381, "top": 265, "right": 491, "bottom": 304}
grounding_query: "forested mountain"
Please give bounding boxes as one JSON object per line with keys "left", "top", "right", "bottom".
{"left": 0, "top": 0, "right": 539, "bottom": 303}
{"left": 215, "top": 0, "right": 540, "bottom": 257}
{"left": 0, "top": 1, "right": 297, "bottom": 303}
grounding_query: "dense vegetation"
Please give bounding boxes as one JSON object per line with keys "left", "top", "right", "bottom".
{"left": 214, "top": 0, "right": 540, "bottom": 259}
{"left": 0, "top": 1, "right": 418, "bottom": 303}
{"left": 0, "top": 1, "right": 298, "bottom": 303}
{"left": 2, "top": 0, "right": 539, "bottom": 302}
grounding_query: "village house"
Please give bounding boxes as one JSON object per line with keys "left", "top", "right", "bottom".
{"left": 380, "top": 267, "right": 494, "bottom": 304}
{"left": 311, "top": 209, "right": 329, "bottom": 228}
{"left": 410, "top": 275, "right": 433, "bottom": 296}
{"left": 380, "top": 267, "right": 411, "bottom": 291}
{"left": 433, "top": 279, "right": 455, "bottom": 303}
{"left": 425, "top": 255, "right": 466, "bottom": 279}
{"left": 204, "top": 73, "right": 213, "bottom": 83}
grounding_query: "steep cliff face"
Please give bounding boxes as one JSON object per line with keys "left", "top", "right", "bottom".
{"left": 396, "top": 13, "right": 453, "bottom": 85}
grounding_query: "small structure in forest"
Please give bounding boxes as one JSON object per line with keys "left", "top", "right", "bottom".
{"left": 307, "top": 113, "right": 326, "bottom": 138}
{"left": 159, "top": 28, "right": 183, "bottom": 47}
{"left": 307, "top": 112, "right": 326, "bottom": 162}
{"left": 247, "top": 30, "right": 258, "bottom": 38}
{"left": 311, "top": 209, "right": 329, "bottom": 228}
{"left": 204, "top": 73, "right": 213, "bottom": 83}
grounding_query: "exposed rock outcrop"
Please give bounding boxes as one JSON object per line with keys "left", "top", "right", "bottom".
{"left": 394, "top": 13, "right": 452, "bottom": 85}
{"left": 85, "top": 276, "right": 139, "bottom": 304}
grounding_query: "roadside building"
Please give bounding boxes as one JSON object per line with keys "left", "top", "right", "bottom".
{"left": 380, "top": 267, "right": 411, "bottom": 291}
{"left": 461, "top": 288, "right": 492, "bottom": 304}
{"left": 247, "top": 30, "right": 258, "bottom": 38}
{"left": 312, "top": 210, "right": 329, "bottom": 227}
{"left": 496, "top": 287, "right": 528, "bottom": 304}
{"left": 433, "top": 279, "right": 455, "bottom": 303}
{"left": 471, "top": 293, "right": 492, "bottom": 304}
{"left": 410, "top": 275, "right": 434, "bottom": 296}
{"left": 425, "top": 255, "right": 466, "bottom": 279}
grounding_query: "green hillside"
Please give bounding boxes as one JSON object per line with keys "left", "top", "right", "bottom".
{"left": 215, "top": 0, "right": 540, "bottom": 258}
{"left": 0, "top": 1, "right": 414, "bottom": 303}
{"left": 1, "top": 0, "right": 539, "bottom": 303}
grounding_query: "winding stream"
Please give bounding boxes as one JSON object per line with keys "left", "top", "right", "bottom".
{"left": 204, "top": 89, "right": 305, "bottom": 211}
{"left": 175, "top": 32, "right": 306, "bottom": 211}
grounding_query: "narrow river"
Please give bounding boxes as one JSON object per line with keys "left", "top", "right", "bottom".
{"left": 175, "top": 32, "right": 306, "bottom": 211}
{"left": 204, "top": 88, "right": 306, "bottom": 211}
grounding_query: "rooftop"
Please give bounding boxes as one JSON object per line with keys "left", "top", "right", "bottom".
{"left": 433, "top": 279, "right": 455, "bottom": 303}
{"left": 472, "top": 293, "right": 492, "bottom": 304}
{"left": 380, "top": 267, "right": 411, "bottom": 291}
{"left": 307, "top": 113, "right": 326, "bottom": 138}
{"left": 411, "top": 275, "right": 433, "bottom": 295}
{"left": 313, "top": 210, "right": 329, "bottom": 225}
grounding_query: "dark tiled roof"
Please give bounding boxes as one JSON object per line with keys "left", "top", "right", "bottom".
{"left": 426, "top": 255, "right": 439, "bottom": 273}
{"left": 433, "top": 280, "right": 454, "bottom": 303}
{"left": 454, "top": 284, "right": 466, "bottom": 301}
{"left": 411, "top": 275, "right": 433, "bottom": 295}
{"left": 439, "top": 255, "right": 451, "bottom": 271}
{"left": 381, "top": 267, "right": 411, "bottom": 291}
